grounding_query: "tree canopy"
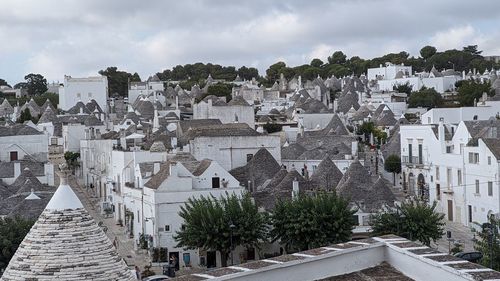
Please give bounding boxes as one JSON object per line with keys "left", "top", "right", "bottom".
{"left": 203, "top": 82, "right": 233, "bottom": 102}
{"left": 420, "top": 46, "right": 437, "bottom": 60}
{"left": 457, "top": 79, "right": 494, "bottom": 106}
{"left": 14, "top": 74, "right": 48, "bottom": 96}
{"left": 474, "top": 216, "right": 500, "bottom": 270}
{"left": 174, "top": 193, "right": 267, "bottom": 267}
{"left": 98, "top": 67, "right": 141, "bottom": 97}
{"left": 408, "top": 87, "right": 443, "bottom": 108}
{"left": 270, "top": 193, "right": 355, "bottom": 252}
{"left": 384, "top": 154, "right": 402, "bottom": 185}
{"left": 370, "top": 200, "right": 445, "bottom": 246}
{"left": 17, "top": 108, "right": 37, "bottom": 123}
{"left": 0, "top": 78, "right": 10, "bottom": 88}
{"left": 0, "top": 216, "right": 34, "bottom": 270}
{"left": 393, "top": 82, "right": 413, "bottom": 95}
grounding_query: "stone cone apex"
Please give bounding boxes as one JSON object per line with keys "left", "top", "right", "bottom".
{"left": 1, "top": 171, "right": 136, "bottom": 281}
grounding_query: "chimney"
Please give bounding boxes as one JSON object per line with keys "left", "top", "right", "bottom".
{"left": 169, "top": 162, "right": 178, "bottom": 176}
{"left": 438, "top": 121, "right": 446, "bottom": 150}
{"left": 292, "top": 178, "right": 299, "bottom": 200}
{"left": 351, "top": 141, "right": 358, "bottom": 157}
{"left": 175, "top": 96, "right": 179, "bottom": 109}
{"left": 14, "top": 162, "right": 21, "bottom": 179}
{"left": 171, "top": 136, "right": 177, "bottom": 148}
{"left": 153, "top": 162, "right": 161, "bottom": 174}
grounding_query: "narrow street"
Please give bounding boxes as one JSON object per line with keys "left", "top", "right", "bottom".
{"left": 434, "top": 220, "right": 476, "bottom": 253}
{"left": 69, "top": 176, "right": 152, "bottom": 271}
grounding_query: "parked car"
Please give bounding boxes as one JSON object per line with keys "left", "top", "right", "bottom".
{"left": 454, "top": 251, "right": 483, "bottom": 263}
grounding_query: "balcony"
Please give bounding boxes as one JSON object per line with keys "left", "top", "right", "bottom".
{"left": 402, "top": 156, "right": 425, "bottom": 167}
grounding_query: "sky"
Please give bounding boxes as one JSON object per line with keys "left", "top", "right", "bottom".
{"left": 1, "top": 0, "right": 500, "bottom": 86}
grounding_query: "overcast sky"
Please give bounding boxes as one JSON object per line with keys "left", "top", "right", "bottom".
{"left": 1, "top": 0, "right": 500, "bottom": 85}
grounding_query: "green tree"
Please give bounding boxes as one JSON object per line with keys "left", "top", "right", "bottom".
{"left": 420, "top": 46, "right": 437, "bottom": 60}
{"left": 328, "top": 51, "right": 347, "bottom": 65}
{"left": 463, "top": 45, "right": 482, "bottom": 55}
{"left": 22, "top": 73, "right": 48, "bottom": 96}
{"left": 0, "top": 78, "right": 10, "bottom": 88}
{"left": 17, "top": 108, "right": 36, "bottom": 123}
{"left": 266, "top": 61, "right": 287, "bottom": 82}
{"left": 263, "top": 122, "right": 282, "bottom": 133}
{"left": 408, "top": 87, "right": 443, "bottom": 108}
{"left": 356, "top": 121, "right": 375, "bottom": 142}
{"left": 310, "top": 58, "right": 324, "bottom": 68}
{"left": 474, "top": 217, "right": 500, "bottom": 270}
{"left": 0, "top": 216, "right": 35, "bottom": 270}
{"left": 393, "top": 82, "right": 413, "bottom": 95}
{"left": 370, "top": 200, "right": 445, "bottom": 246}
{"left": 237, "top": 66, "right": 259, "bottom": 80}
{"left": 98, "top": 67, "right": 141, "bottom": 97}
{"left": 64, "top": 151, "right": 80, "bottom": 170}
{"left": 457, "top": 80, "right": 493, "bottom": 106}
{"left": 384, "top": 154, "right": 401, "bottom": 185}
{"left": 270, "top": 193, "right": 356, "bottom": 252}
{"left": 175, "top": 193, "right": 268, "bottom": 267}
{"left": 203, "top": 82, "right": 233, "bottom": 102}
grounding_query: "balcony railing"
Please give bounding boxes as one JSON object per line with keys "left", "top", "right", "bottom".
{"left": 402, "top": 156, "right": 423, "bottom": 165}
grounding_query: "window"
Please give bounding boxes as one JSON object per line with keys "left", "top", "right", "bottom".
{"left": 436, "top": 184, "right": 441, "bottom": 200}
{"left": 476, "top": 180, "right": 480, "bottom": 194}
{"left": 418, "top": 144, "right": 423, "bottom": 164}
{"left": 436, "top": 167, "right": 440, "bottom": 181}
{"left": 473, "top": 115, "right": 478, "bottom": 120}
{"left": 457, "top": 170, "right": 462, "bottom": 186}
{"left": 164, "top": 225, "right": 170, "bottom": 232}
{"left": 246, "top": 154, "right": 253, "bottom": 162}
{"left": 488, "top": 182, "right": 493, "bottom": 196}
{"left": 446, "top": 146, "right": 453, "bottom": 153}
{"left": 212, "top": 177, "right": 220, "bottom": 188}
{"left": 488, "top": 156, "right": 492, "bottom": 165}
{"left": 137, "top": 211, "right": 140, "bottom": 223}
{"left": 408, "top": 143, "right": 413, "bottom": 163}
{"left": 10, "top": 151, "right": 18, "bottom": 161}
{"left": 469, "top": 153, "right": 479, "bottom": 164}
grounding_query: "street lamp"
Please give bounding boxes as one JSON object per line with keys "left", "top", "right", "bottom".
{"left": 229, "top": 221, "right": 236, "bottom": 266}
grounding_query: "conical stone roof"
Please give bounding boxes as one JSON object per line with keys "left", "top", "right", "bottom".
{"left": 336, "top": 160, "right": 373, "bottom": 202}
{"left": 1, "top": 173, "right": 135, "bottom": 281}
{"left": 40, "top": 99, "right": 57, "bottom": 114}
{"left": 364, "top": 177, "right": 396, "bottom": 212}
{"left": 38, "top": 106, "right": 58, "bottom": 124}
{"left": 309, "top": 156, "right": 343, "bottom": 191}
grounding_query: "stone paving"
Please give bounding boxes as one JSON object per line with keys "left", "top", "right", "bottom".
{"left": 434, "top": 219, "right": 476, "bottom": 253}
{"left": 70, "top": 176, "right": 152, "bottom": 272}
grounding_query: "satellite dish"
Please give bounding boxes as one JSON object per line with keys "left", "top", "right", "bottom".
{"left": 167, "top": 123, "right": 177, "bottom": 132}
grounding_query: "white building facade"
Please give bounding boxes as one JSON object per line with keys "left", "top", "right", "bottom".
{"left": 59, "top": 76, "right": 108, "bottom": 112}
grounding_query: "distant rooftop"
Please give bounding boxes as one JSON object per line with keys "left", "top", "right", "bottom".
{"left": 172, "top": 235, "right": 500, "bottom": 281}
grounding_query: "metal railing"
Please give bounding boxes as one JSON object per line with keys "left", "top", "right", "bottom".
{"left": 402, "top": 156, "right": 423, "bottom": 165}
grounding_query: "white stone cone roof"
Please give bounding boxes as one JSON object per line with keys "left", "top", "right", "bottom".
{"left": 1, "top": 174, "right": 135, "bottom": 281}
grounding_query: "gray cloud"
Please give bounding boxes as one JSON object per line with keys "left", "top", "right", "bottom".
{"left": 1, "top": 0, "right": 500, "bottom": 85}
